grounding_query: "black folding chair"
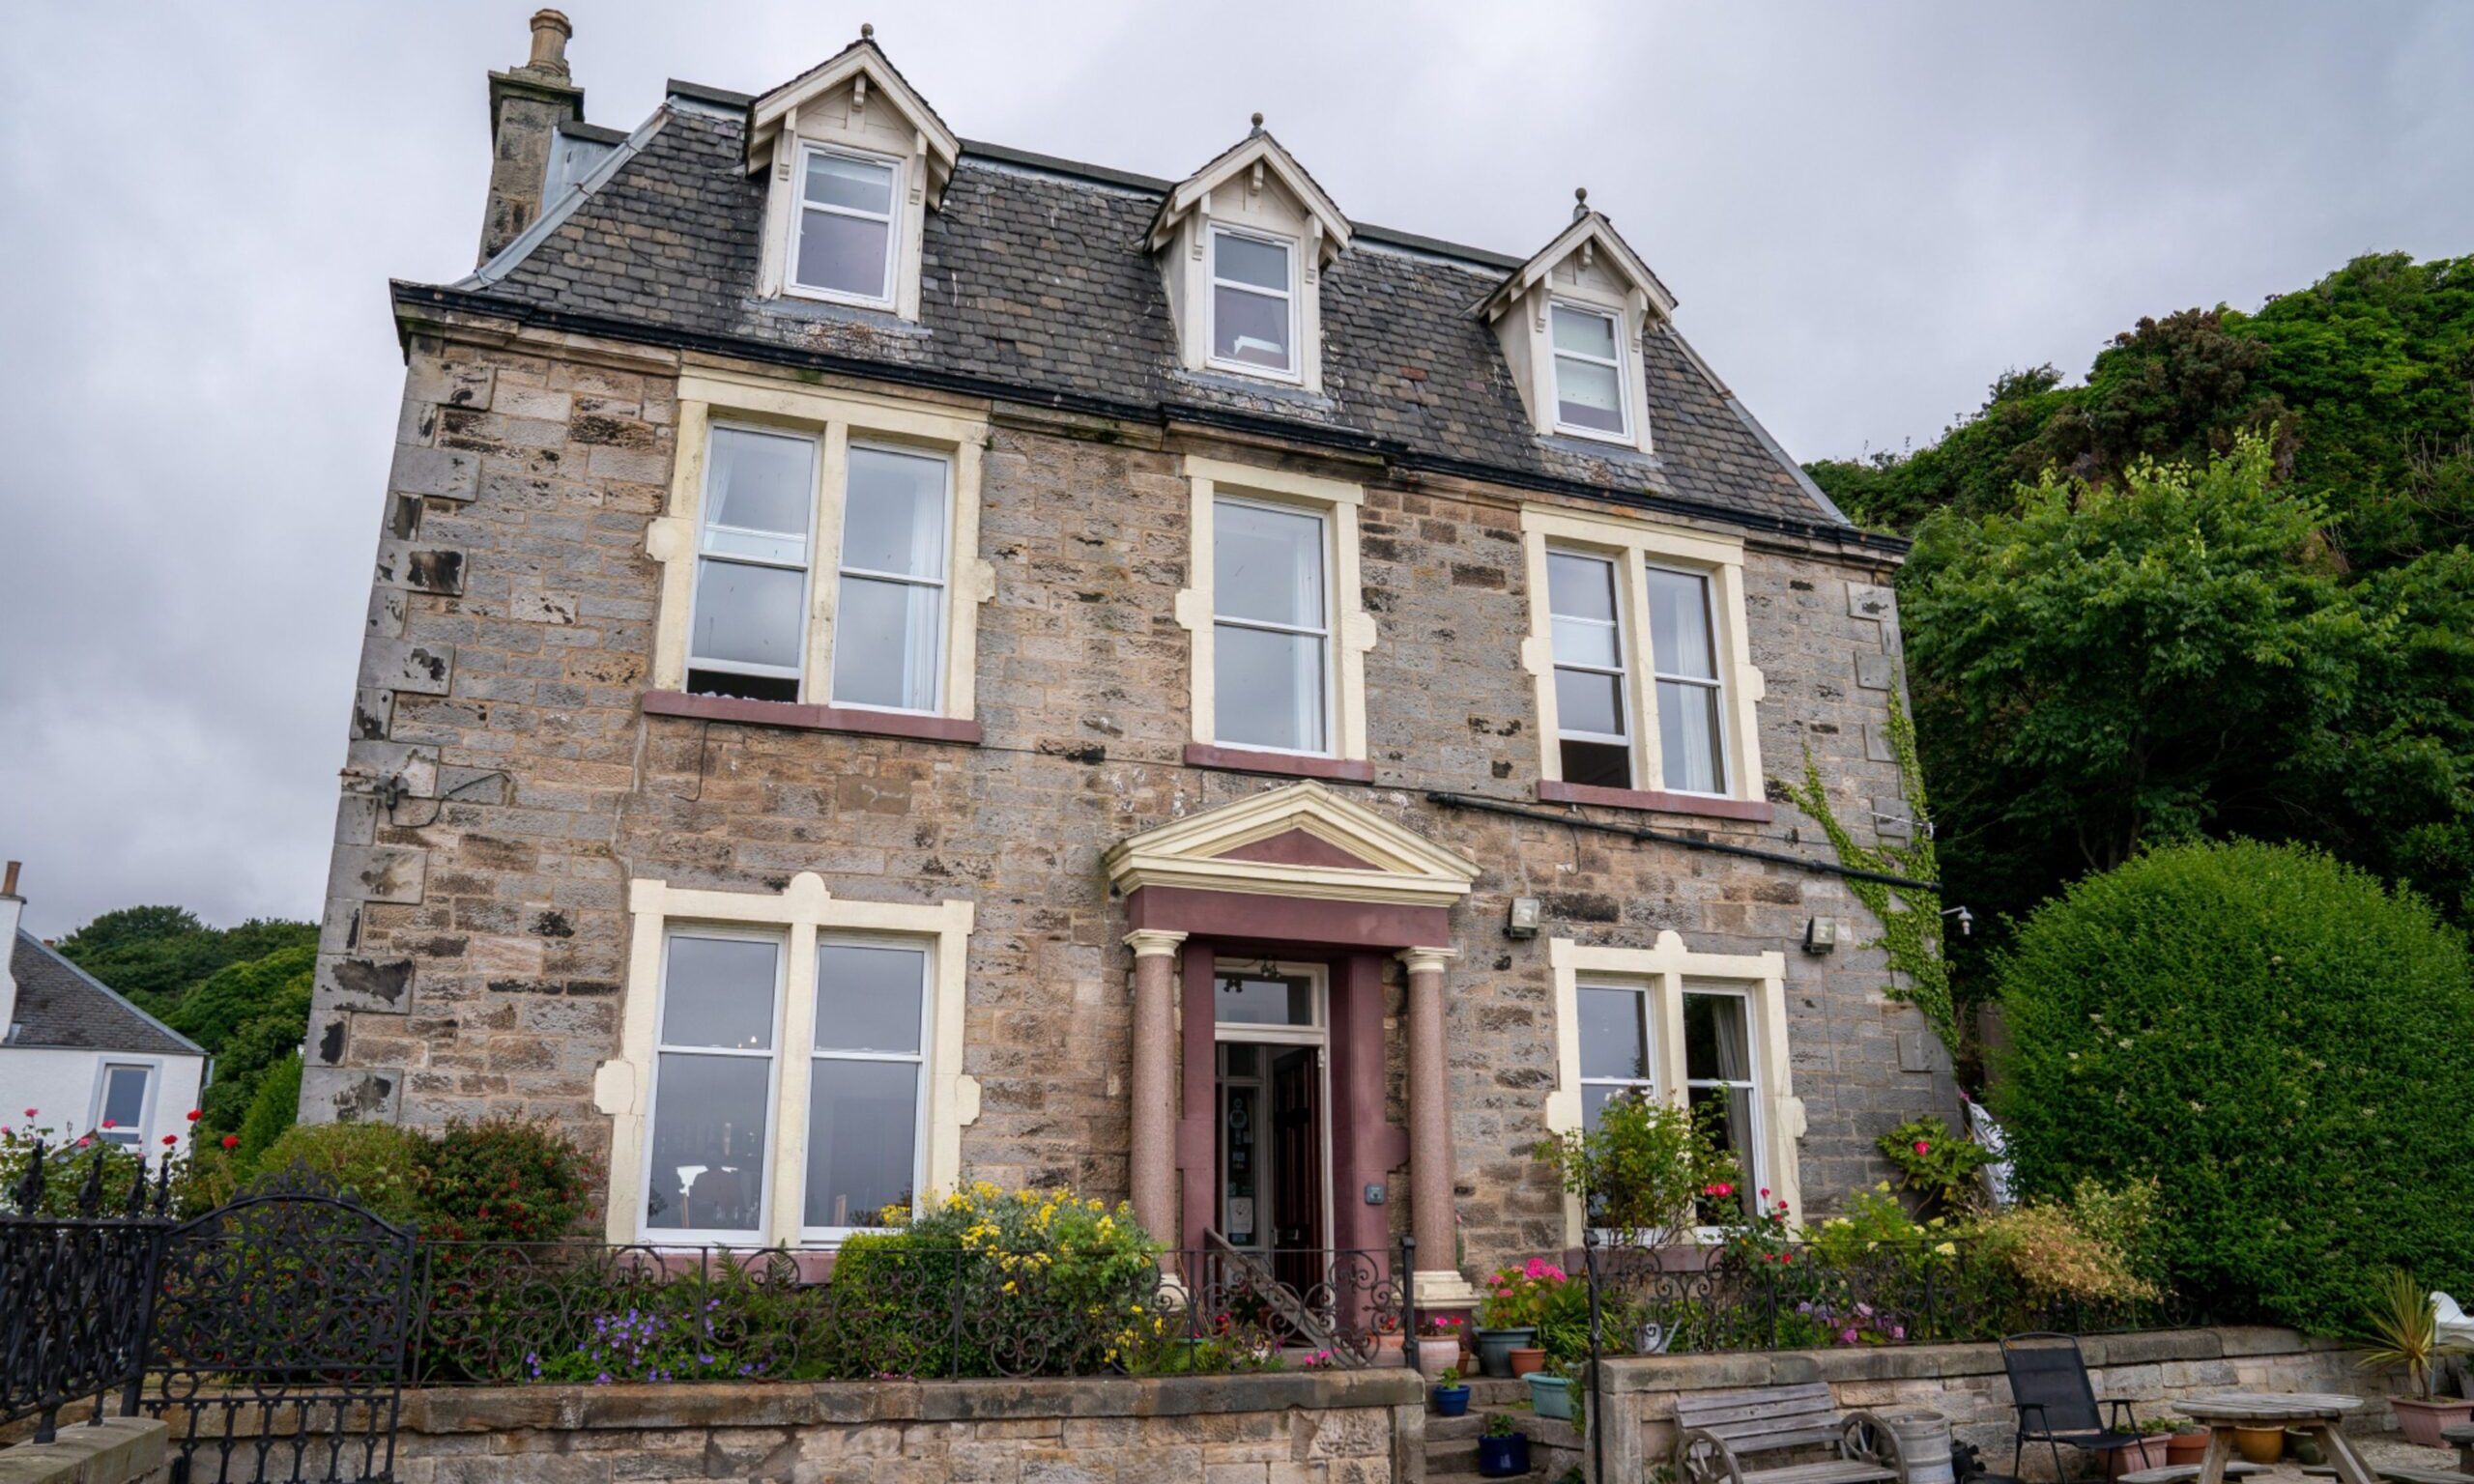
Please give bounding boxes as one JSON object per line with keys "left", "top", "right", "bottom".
{"left": 2001, "top": 1331, "right": 2144, "bottom": 1480}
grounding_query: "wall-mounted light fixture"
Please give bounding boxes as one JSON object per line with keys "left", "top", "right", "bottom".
{"left": 1802, "top": 916, "right": 1839, "bottom": 954}
{"left": 1942, "top": 905, "right": 1974, "bottom": 937}
{"left": 1506, "top": 897, "right": 1541, "bottom": 939}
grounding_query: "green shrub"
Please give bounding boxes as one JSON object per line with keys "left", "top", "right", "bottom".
{"left": 1876, "top": 1116, "right": 1993, "bottom": 1215}
{"left": 234, "top": 1053, "right": 302, "bottom": 1166}
{"left": 245, "top": 1119, "right": 428, "bottom": 1224}
{"left": 1990, "top": 839, "right": 2474, "bottom": 1331}
{"left": 417, "top": 1117, "right": 599, "bottom": 1243}
{"left": 1532, "top": 1090, "right": 1741, "bottom": 1246}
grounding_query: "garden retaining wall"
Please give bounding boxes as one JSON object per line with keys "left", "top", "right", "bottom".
{"left": 1599, "top": 1327, "right": 2372, "bottom": 1484}
{"left": 393, "top": 1369, "right": 1426, "bottom": 1484}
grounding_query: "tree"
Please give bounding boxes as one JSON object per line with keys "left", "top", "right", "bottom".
{"left": 1901, "top": 435, "right": 2373, "bottom": 966}
{"left": 1989, "top": 840, "right": 2474, "bottom": 1333}
{"left": 53, "top": 905, "right": 315, "bottom": 1018}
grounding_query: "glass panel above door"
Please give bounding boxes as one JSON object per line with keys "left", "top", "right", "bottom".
{"left": 1214, "top": 973, "right": 1314, "bottom": 1026}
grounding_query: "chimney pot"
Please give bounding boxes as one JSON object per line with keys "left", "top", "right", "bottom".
{"left": 527, "top": 9, "right": 573, "bottom": 74}
{"left": 2, "top": 861, "right": 17, "bottom": 897}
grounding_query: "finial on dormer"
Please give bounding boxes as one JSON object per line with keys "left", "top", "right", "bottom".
{"left": 1251, "top": 112, "right": 1265, "bottom": 133}
{"left": 861, "top": 21, "right": 875, "bottom": 41}
{"left": 1573, "top": 186, "right": 1590, "bottom": 220}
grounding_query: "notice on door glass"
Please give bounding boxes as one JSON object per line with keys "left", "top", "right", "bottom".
{"left": 1227, "top": 1196, "right": 1254, "bottom": 1243}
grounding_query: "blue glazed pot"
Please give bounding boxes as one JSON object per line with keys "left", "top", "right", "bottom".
{"left": 1527, "top": 1373, "right": 1574, "bottom": 1420}
{"left": 1477, "top": 1432, "right": 1530, "bottom": 1478}
{"left": 1432, "top": 1384, "right": 1471, "bottom": 1417}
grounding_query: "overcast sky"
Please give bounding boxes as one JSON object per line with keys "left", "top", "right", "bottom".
{"left": 2, "top": 2, "right": 2469, "bottom": 938}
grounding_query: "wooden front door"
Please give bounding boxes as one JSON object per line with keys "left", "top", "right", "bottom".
{"left": 1270, "top": 1046, "right": 1324, "bottom": 1294}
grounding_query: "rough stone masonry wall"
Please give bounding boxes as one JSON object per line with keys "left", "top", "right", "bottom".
{"left": 306, "top": 320, "right": 1951, "bottom": 1273}
{"left": 1598, "top": 1327, "right": 2376, "bottom": 1484}
{"left": 391, "top": 1372, "right": 1423, "bottom": 1484}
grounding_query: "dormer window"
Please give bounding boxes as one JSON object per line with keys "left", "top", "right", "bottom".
{"left": 792, "top": 146, "right": 900, "bottom": 304}
{"left": 747, "top": 29, "right": 959, "bottom": 325}
{"left": 1483, "top": 201, "right": 1677, "bottom": 456}
{"left": 1149, "top": 124, "right": 1351, "bottom": 395}
{"left": 1550, "top": 302, "right": 1628, "bottom": 440}
{"left": 1211, "top": 228, "right": 1298, "bottom": 377}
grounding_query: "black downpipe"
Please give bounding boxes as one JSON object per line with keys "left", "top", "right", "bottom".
{"left": 1422, "top": 791, "right": 1942, "bottom": 894}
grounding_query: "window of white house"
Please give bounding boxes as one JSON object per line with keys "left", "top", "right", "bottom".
{"left": 687, "top": 426, "right": 818, "bottom": 703}
{"left": 804, "top": 941, "right": 931, "bottom": 1238}
{"left": 1683, "top": 985, "right": 1762, "bottom": 1222}
{"left": 93, "top": 1064, "right": 151, "bottom": 1148}
{"left": 791, "top": 147, "right": 900, "bottom": 305}
{"left": 643, "top": 931, "right": 783, "bottom": 1239}
{"left": 1210, "top": 228, "right": 1297, "bottom": 377}
{"left": 1547, "top": 550, "right": 1632, "bottom": 789}
{"left": 1576, "top": 983, "right": 1653, "bottom": 1129}
{"left": 828, "top": 446, "right": 951, "bottom": 713}
{"left": 1213, "top": 498, "right": 1330, "bottom": 754}
{"left": 1550, "top": 302, "right": 1628, "bottom": 439}
{"left": 1645, "top": 566, "right": 1727, "bottom": 795}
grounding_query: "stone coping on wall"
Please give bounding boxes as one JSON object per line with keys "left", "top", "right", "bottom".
{"left": 400, "top": 1368, "right": 1425, "bottom": 1435}
{"left": 1597, "top": 1327, "right": 2345, "bottom": 1398}
{"left": 0, "top": 1417, "right": 168, "bottom": 1484}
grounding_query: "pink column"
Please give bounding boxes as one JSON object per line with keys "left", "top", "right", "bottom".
{"left": 1124, "top": 928, "right": 1187, "bottom": 1244}
{"left": 1399, "top": 947, "right": 1461, "bottom": 1292}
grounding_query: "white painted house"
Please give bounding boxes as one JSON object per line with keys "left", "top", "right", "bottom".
{"left": 0, "top": 865, "right": 207, "bottom": 1156}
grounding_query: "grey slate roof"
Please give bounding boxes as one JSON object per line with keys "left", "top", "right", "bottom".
{"left": 8, "top": 931, "right": 204, "bottom": 1057}
{"left": 430, "top": 99, "right": 1852, "bottom": 534}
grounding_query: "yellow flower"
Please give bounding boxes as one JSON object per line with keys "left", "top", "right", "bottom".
{"left": 1934, "top": 1241, "right": 1958, "bottom": 1257}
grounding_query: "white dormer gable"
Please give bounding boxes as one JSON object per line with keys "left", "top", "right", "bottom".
{"left": 1148, "top": 122, "right": 1352, "bottom": 393}
{"left": 747, "top": 27, "right": 960, "bottom": 321}
{"left": 1482, "top": 194, "right": 1674, "bottom": 455}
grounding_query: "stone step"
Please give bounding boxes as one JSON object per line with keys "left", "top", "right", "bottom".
{"left": 1425, "top": 1412, "right": 1583, "bottom": 1451}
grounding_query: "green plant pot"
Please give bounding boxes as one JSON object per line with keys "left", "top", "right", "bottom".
{"left": 1527, "top": 1374, "right": 1575, "bottom": 1420}
{"left": 1474, "top": 1327, "right": 1536, "bottom": 1379}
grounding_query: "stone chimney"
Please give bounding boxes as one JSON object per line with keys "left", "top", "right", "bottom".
{"left": 477, "top": 9, "right": 585, "bottom": 267}
{"left": 0, "top": 861, "right": 24, "bottom": 1044}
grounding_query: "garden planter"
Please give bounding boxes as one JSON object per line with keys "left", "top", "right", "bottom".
{"left": 1507, "top": 1346, "right": 1547, "bottom": 1377}
{"left": 1432, "top": 1384, "right": 1471, "bottom": 1417}
{"left": 2391, "top": 1396, "right": 2474, "bottom": 1448}
{"left": 2107, "top": 1436, "right": 2172, "bottom": 1478}
{"left": 1527, "top": 1374, "right": 1575, "bottom": 1420}
{"left": 1477, "top": 1433, "right": 1532, "bottom": 1478}
{"left": 2165, "top": 1433, "right": 2209, "bottom": 1467}
{"left": 1418, "top": 1338, "right": 1462, "bottom": 1377}
{"left": 1374, "top": 1334, "right": 1405, "bottom": 1362}
{"left": 1474, "top": 1327, "right": 1535, "bottom": 1378}
{"left": 2233, "top": 1426, "right": 2286, "bottom": 1464}
{"left": 2285, "top": 1430, "right": 2324, "bottom": 1467}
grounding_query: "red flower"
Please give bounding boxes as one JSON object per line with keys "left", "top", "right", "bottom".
{"left": 21, "top": 1107, "right": 34, "bottom": 1119}
{"left": 162, "top": 1135, "right": 178, "bottom": 1146}
{"left": 1913, "top": 1140, "right": 1931, "bottom": 1156}
{"left": 221, "top": 1135, "right": 241, "bottom": 1150}
{"left": 101, "top": 1119, "right": 115, "bottom": 1129}
{"left": 186, "top": 1109, "right": 202, "bottom": 1123}
{"left": 1702, "top": 1182, "right": 1735, "bottom": 1198}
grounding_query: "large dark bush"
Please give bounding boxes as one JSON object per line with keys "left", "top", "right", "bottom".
{"left": 1990, "top": 839, "right": 2474, "bottom": 1331}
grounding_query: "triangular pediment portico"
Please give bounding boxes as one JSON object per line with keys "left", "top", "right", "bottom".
{"left": 1104, "top": 782, "right": 1475, "bottom": 909}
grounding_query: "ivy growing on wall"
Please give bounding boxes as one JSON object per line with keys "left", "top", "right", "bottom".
{"left": 1774, "top": 685, "right": 1954, "bottom": 1053}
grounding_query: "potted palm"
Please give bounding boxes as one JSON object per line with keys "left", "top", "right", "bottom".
{"left": 2352, "top": 1268, "right": 2473, "bottom": 1447}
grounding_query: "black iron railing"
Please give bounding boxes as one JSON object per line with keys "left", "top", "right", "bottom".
{"left": 409, "top": 1235, "right": 1421, "bottom": 1384}
{"left": 0, "top": 1140, "right": 177, "bottom": 1443}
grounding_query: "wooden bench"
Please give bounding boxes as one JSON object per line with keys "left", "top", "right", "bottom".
{"left": 1673, "top": 1383, "right": 1906, "bottom": 1484}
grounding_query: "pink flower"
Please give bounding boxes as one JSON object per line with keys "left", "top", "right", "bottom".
{"left": 1759, "top": 1188, "right": 1770, "bottom": 1198}
{"left": 101, "top": 1119, "right": 115, "bottom": 1129}
{"left": 1913, "top": 1140, "right": 1931, "bottom": 1156}
{"left": 21, "top": 1107, "right": 34, "bottom": 1119}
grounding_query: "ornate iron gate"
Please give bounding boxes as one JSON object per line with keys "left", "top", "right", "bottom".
{"left": 135, "top": 1168, "right": 417, "bottom": 1484}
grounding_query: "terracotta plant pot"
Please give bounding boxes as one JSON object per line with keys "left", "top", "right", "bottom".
{"left": 2233, "top": 1426, "right": 2287, "bottom": 1465}
{"left": 2108, "top": 1437, "right": 2173, "bottom": 1478}
{"left": 2391, "top": 1396, "right": 2474, "bottom": 1449}
{"left": 1508, "top": 1346, "right": 1547, "bottom": 1377}
{"left": 1418, "top": 1338, "right": 1462, "bottom": 1378}
{"left": 2165, "top": 1433, "right": 2209, "bottom": 1467}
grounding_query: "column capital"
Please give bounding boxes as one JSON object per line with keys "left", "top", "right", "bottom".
{"left": 1123, "top": 928, "right": 1190, "bottom": 959}
{"left": 1396, "top": 946, "right": 1458, "bottom": 975}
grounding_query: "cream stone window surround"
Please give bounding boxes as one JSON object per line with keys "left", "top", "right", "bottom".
{"left": 1517, "top": 503, "right": 1768, "bottom": 815}
{"left": 1543, "top": 931, "right": 1803, "bottom": 1248}
{"left": 597, "top": 871, "right": 979, "bottom": 1247}
{"left": 747, "top": 38, "right": 959, "bottom": 324}
{"left": 647, "top": 373, "right": 993, "bottom": 724}
{"left": 1172, "top": 456, "right": 1376, "bottom": 774}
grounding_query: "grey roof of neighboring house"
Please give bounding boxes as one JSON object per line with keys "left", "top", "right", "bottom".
{"left": 7, "top": 931, "right": 205, "bottom": 1057}
{"left": 416, "top": 96, "right": 1866, "bottom": 538}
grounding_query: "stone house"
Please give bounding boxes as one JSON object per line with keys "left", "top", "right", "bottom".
{"left": 305, "top": 11, "right": 1951, "bottom": 1298}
